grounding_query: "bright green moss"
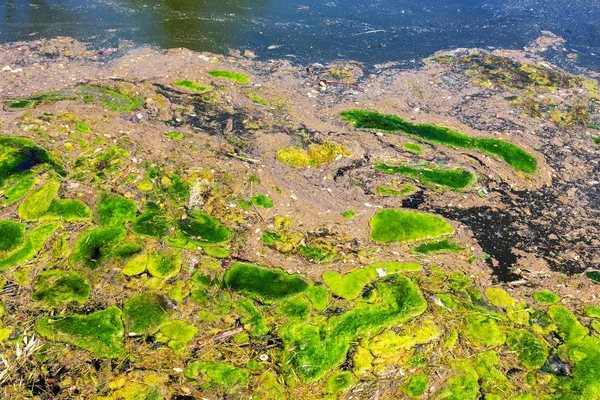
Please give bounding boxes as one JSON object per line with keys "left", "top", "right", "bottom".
{"left": 584, "top": 306, "right": 600, "bottom": 318}
{"left": 97, "top": 193, "right": 137, "bottom": 226}
{"left": 485, "top": 287, "right": 516, "bottom": 307}
{"left": 36, "top": 306, "right": 124, "bottom": 358}
{"left": 123, "top": 292, "right": 172, "bottom": 335}
{"left": 277, "top": 143, "right": 351, "bottom": 167}
{"left": 254, "top": 372, "right": 286, "bottom": 400}
{"left": 3, "top": 178, "right": 34, "bottom": 205}
{"left": 146, "top": 250, "right": 181, "bottom": 279}
{"left": 251, "top": 194, "right": 274, "bottom": 208}
{"left": 297, "top": 245, "right": 337, "bottom": 263}
{"left": 281, "top": 275, "right": 427, "bottom": 382}
{"left": 534, "top": 290, "right": 561, "bottom": 305}
{"left": 341, "top": 110, "right": 537, "bottom": 173}
{"left": 364, "top": 319, "right": 441, "bottom": 357}
{"left": 178, "top": 209, "right": 232, "bottom": 244}
{"left": 325, "top": 371, "right": 356, "bottom": 395}
{"left": 70, "top": 226, "right": 126, "bottom": 269}
{"left": 370, "top": 209, "right": 454, "bottom": 243}
{"left": 156, "top": 320, "right": 198, "bottom": 353}
{"left": 322, "top": 261, "right": 421, "bottom": 299}
{"left": 307, "top": 286, "right": 329, "bottom": 311}
{"left": 224, "top": 262, "right": 309, "bottom": 301}
{"left": 164, "top": 131, "right": 184, "bottom": 139}
{"left": 184, "top": 361, "right": 250, "bottom": 392}
{"left": 401, "top": 373, "right": 428, "bottom": 398}
{"left": 473, "top": 351, "right": 513, "bottom": 398}
{"left": 132, "top": 212, "right": 169, "bottom": 238}
{"left": 237, "top": 199, "right": 253, "bottom": 210}
{"left": 413, "top": 239, "right": 463, "bottom": 254}
{"left": 277, "top": 295, "right": 312, "bottom": 320}
{"left": 404, "top": 143, "right": 423, "bottom": 153}
{"left": 208, "top": 70, "right": 250, "bottom": 84}
{"left": 42, "top": 199, "right": 91, "bottom": 221}
{"left": 465, "top": 314, "right": 506, "bottom": 346}
{"left": 376, "top": 184, "right": 416, "bottom": 196}
{"left": 507, "top": 302, "right": 530, "bottom": 326}
{"left": 18, "top": 181, "right": 60, "bottom": 220}
{"left": 548, "top": 305, "right": 589, "bottom": 344}
{"left": 0, "top": 137, "right": 64, "bottom": 184}
{"left": 32, "top": 270, "right": 90, "bottom": 306}
{"left": 235, "top": 299, "right": 269, "bottom": 335}
{"left": 342, "top": 210, "right": 356, "bottom": 219}
{"left": 506, "top": 329, "right": 548, "bottom": 369}
{"left": 76, "top": 122, "right": 91, "bottom": 133}
{"left": 173, "top": 79, "right": 213, "bottom": 93}
{"left": 0, "top": 220, "right": 26, "bottom": 251}
{"left": 436, "top": 362, "right": 479, "bottom": 400}
{"left": 121, "top": 254, "right": 150, "bottom": 276}
{"left": 375, "top": 163, "right": 475, "bottom": 190}
{"left": 112, "top": 240, "right": 142, "bottom": 259}
{"left": 0, "top": 222, "right": 60, "bottom": 270}
{"left": 246, "top": 92, "right": 269, "bottom": 105}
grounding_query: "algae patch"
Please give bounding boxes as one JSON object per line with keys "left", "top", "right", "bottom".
{"left": 375, "top": 163, "right": 475, "bottom": 190}
{"left": 32, "top": 269, "right": 91, "bottom": 306}
{"left": 277, "top": 143, "right": 350, "bottom": 167}
{"left": 370, "top": 209, "right": 454, "bottom": 243}
{"left": 208, "top": 69, "right": 250, "bottom": 84}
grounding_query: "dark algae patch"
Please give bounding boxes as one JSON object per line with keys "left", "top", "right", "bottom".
{"left": 36, "top": 306, "right": 125, "bottom": 358}
{"left": 340, "top": 110, "right": 538, "bottom": 173}
{"left": 0, "top": 220, "right": 26, "bottom": 251}
{"left": 70, "top": 226, "right": 127, "bottom": 268}
{"left": 223, "top": 262, "right": 308, "bottom": 301}
{"left": 32, "top": 269, "right": 91, "bottom": 306}
{"left": 177, "top": 209, "right": 232, "bottom": 244}
{"left": 124, "top": 292, "right": 172, "bottom": 335}
{"left": 0, "top": 137, "right": 63, "bottom": 184}
{"left": 375, "top": 162, "right": 475, "bottom": 190}
{"left": 97, "top": 193, "right": 137, "bottom": 226}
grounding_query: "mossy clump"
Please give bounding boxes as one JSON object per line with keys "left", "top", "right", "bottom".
{"left": 223, "top": 262, "right": 309, "bottom": 301}
{"left": 123, "top": 292, "right": 172, "bottom": 335}
{"left": 185, "top": 361, "right": 250, "bottom": 392}
{"left": 18, "top": 181, "right": 60, "bottom": 220}
{"left": 369, "top": 209, "right": 454, "bottom": 243}
{"left": 341, "top": 110, "right": 537, "bottom": 173}
{"left": 592, "top": 136, "right": 600, "bottom": 146}
{"left": 235, "top": 299, "right": 269, "bottom": 336}
{"left": 132, "top": 212, "right": 170, "bottom": 238}
{"left": 534, "top": 290, "right": 561, "bottom": 305}
{"left": 173, "top": 79, "right": 213, "bottom": 93}
{"left": 97, "top": 193, "right": 137, "bottom": 226}
{"left": 375, "top": 163, "right": 475, "bottom": 190}
{"left": 208, "top": 70, "right": 250, "bottom": 84}
{"left": 485, "top": 287, "right": 516, "bottom": 308}
{"left": 36, "top": 306, "right": 124, "bottom": 358}
{"left": 506, "top": 329, "right": 549, "bottom": 369}
{"left": 156, "top": 320, "right": 198, "bottom": 353}
{"left": 376, "top": 184, "right": 416, "bottom": 196}
{"left": 32, "top": 269, "right": 91, "bottom": 306}
{"left": 325, "top": 371, "right": 356, "bottom": 395}
{"left": 42, "top": 199, "right": 91, "bottom": 221}
{"left": 121, "top": 253, "right": 151, "bottom": 276}
{"left": 413, "top": 239, "right": 463, "bottom": 254}
{"left": 2, "top": 178, "right": 35, "bottom": 205}
{"left": 404, "top": 143, "right": 423, "bottom": 153}
{"left": 70, "top": 227, "right": 126, "bottom": 269}
{"left": 277, "top": 295, "right": 312, "bottom": 320}
{"left": 342, "top": 210, "right": 356, "bottom": 219}
{"left": 0, "top": 222, "right": 60, "bottom": 270}
{"left": 0, "top": 220, "right": 26, "bottom": 252}
{"left": 465, "top": 314, "right": 507, "bottom": 346}
{"left": 277, "top": 143, "right": 351, "bottom": 167}
{"left": 0, "top": 137, "right": 64, "bottom": 184}
{"left": 164, "top": 131, "right": 184, "bottom": 139}
{"left": 146, "top": 250, "right": 182, "bottom": 279}
{"left": 307, "top": 286, "right": 329, "bottom": 311}
{"left": 401, "top": 373, "right": 429, "bottom": 398}
{"left": 178, "top": 209, "right": 232, "bottom": 244}
{"left": 297, "top": 245, "right": 337, "bottom": 263}
{"left": 251, "top": 194, "right": 274, "bottom": 208}
{"left": 322, "top": 261, "right": 421, "bottom": 299}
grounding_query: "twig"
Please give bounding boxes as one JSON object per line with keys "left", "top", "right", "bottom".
{"left": 319, "top": 79, "right": 360, "bottom": 88}
{"left": 306, "top": 67, "right": 318, "bottom": 80}
{"left": 188, "top": 326, "right": 247, "bottom": 349}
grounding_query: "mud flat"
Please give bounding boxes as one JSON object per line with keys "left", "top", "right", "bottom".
{"left": 0, "top": 34, "right": 599, "bottom": 399}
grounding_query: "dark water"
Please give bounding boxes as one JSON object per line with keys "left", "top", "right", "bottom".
{"left": 1, "top": 0, "right": 600, "bottom": 70}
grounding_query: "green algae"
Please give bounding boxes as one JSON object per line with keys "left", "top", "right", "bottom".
{"left": 307, "top": 285, "right": 329, "bottom": 311}
{"left": 76, "top": 122, "right": 91, "bottom": 133}
{"left": 146, "top": 250, "right": 182, "bottom": 279}
{"left": 178, "top": 209, "right": 232, "bottom": 244}
{"left": 184, "top": 361, "right": 250, "bottom": 391}
{"left": 97, "top": 193, "right": 137, "bottom": 226}
{"left": 208, "top": 69, "right": 250, "bottom": 84}
{"left": 534, "top": 290, "right": 561, "bottom": 305}
{"left": 36, "top": 306, "right": 124, "bottom": 358}
{"left": 235, "top": 299, "right": 269, "bottom": 335}
{"left": 506, "top": 329, "right": 549, "bottom": 369}
{"left": 254, "top": 372, "right": 286, "bottom": 400}
{"left": 297, "top": 245, "right": 337, "bottom": 263}
{"left": 2, "top": 177, "right": 35, "bottom": 205}
{"left": 173, "top": 79, "right": 213, "bottom": 93}
{"left": 277, "top": 294, "right": 312, "bottom": 320}
{"left": 32, "top": 269, "right": 90, "bottom": 306}
{"left": 156, "top": 320, "right": 198, "bottom": 353}
{"left": 281, "top": 275, "right": 427, "bottom": 382}
{"left": 277, "top": 143, "right": 351, "bottom": 167}
{"left": 246, "top": 92, "right": 269, "bottom": 105}
{"left": 0, "top": 222, "right": 60, "bottom": 270}
{"left": 370, "top": 209, "right": 454, "bottom": 243}
{"left": 436, "top": 362, "right": 479, "bottom": 400}
{"left": 413, "top": 239, "right": 463, "bottom": 254}
{"left": 123, "top": 292, "right": 172, "bottom": 335}
{"left": 341, "top": 110, "right": 537, "bottom": 173}
{"left": 485, "top": 287, "right": 516, "bottom": 307}
{"left": 42, "top": 199, "right": 91, "bottom": 221}
{"left": 322, "top": 261, "right": 421, "bottom": 299}
{"left": 465, "top": 314, "right": 506, "bottom": 346}
{"left": 18, "top": 181, "right": 60, "bottom": 220}
{"left": 342, "top": 210, "right": 356, "bottom": 219}
{"left": 401, "top": 373, "right": 429, "bottom": 398}
{"left": 0, "top": 220, "right": 25, "bottom": 252}
{"left": 325, "top": 371, "right": 356, "bottom": 396}
{"left": 121, "top": 253, "right": 151, "bottom": 276}
{"left": 473, "top": 351, "right": 513, "bottom": 398}
{"left": 132, "top": 212, "right": 169, "bottom": 238}
{"left": 375, "top": 163, "right": 475, "bottom": 190}
{"left": 164, "top": 131, "right": 184, "bottom": 139}
{"left": 70, "top": 226, "right": 126, "bottom": 269}
{"left": 585, "top": 270, "right": 600, "bottom": 283}
{"left": 404, "top": 142, "right": 423, "bottom": 153}
{"left": 363, "top": 318, "right": 441, "bottom": 357}
{"left": 0, "top": 137, "right": 64, "bottom": 184}
{"left": 376, "top": 184, "right": 416, "bottom": 196}
{"left": 584, "top": 306, "right": 600, "bottom": 319}
{"left": 592, "top": 136, "right": 600, "bottom": 146}
{"left": 224, "top": 262, "right": 309, "bottom": 301}
{"left": 251, "top": 194, "right": 274, "bottom": 208}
